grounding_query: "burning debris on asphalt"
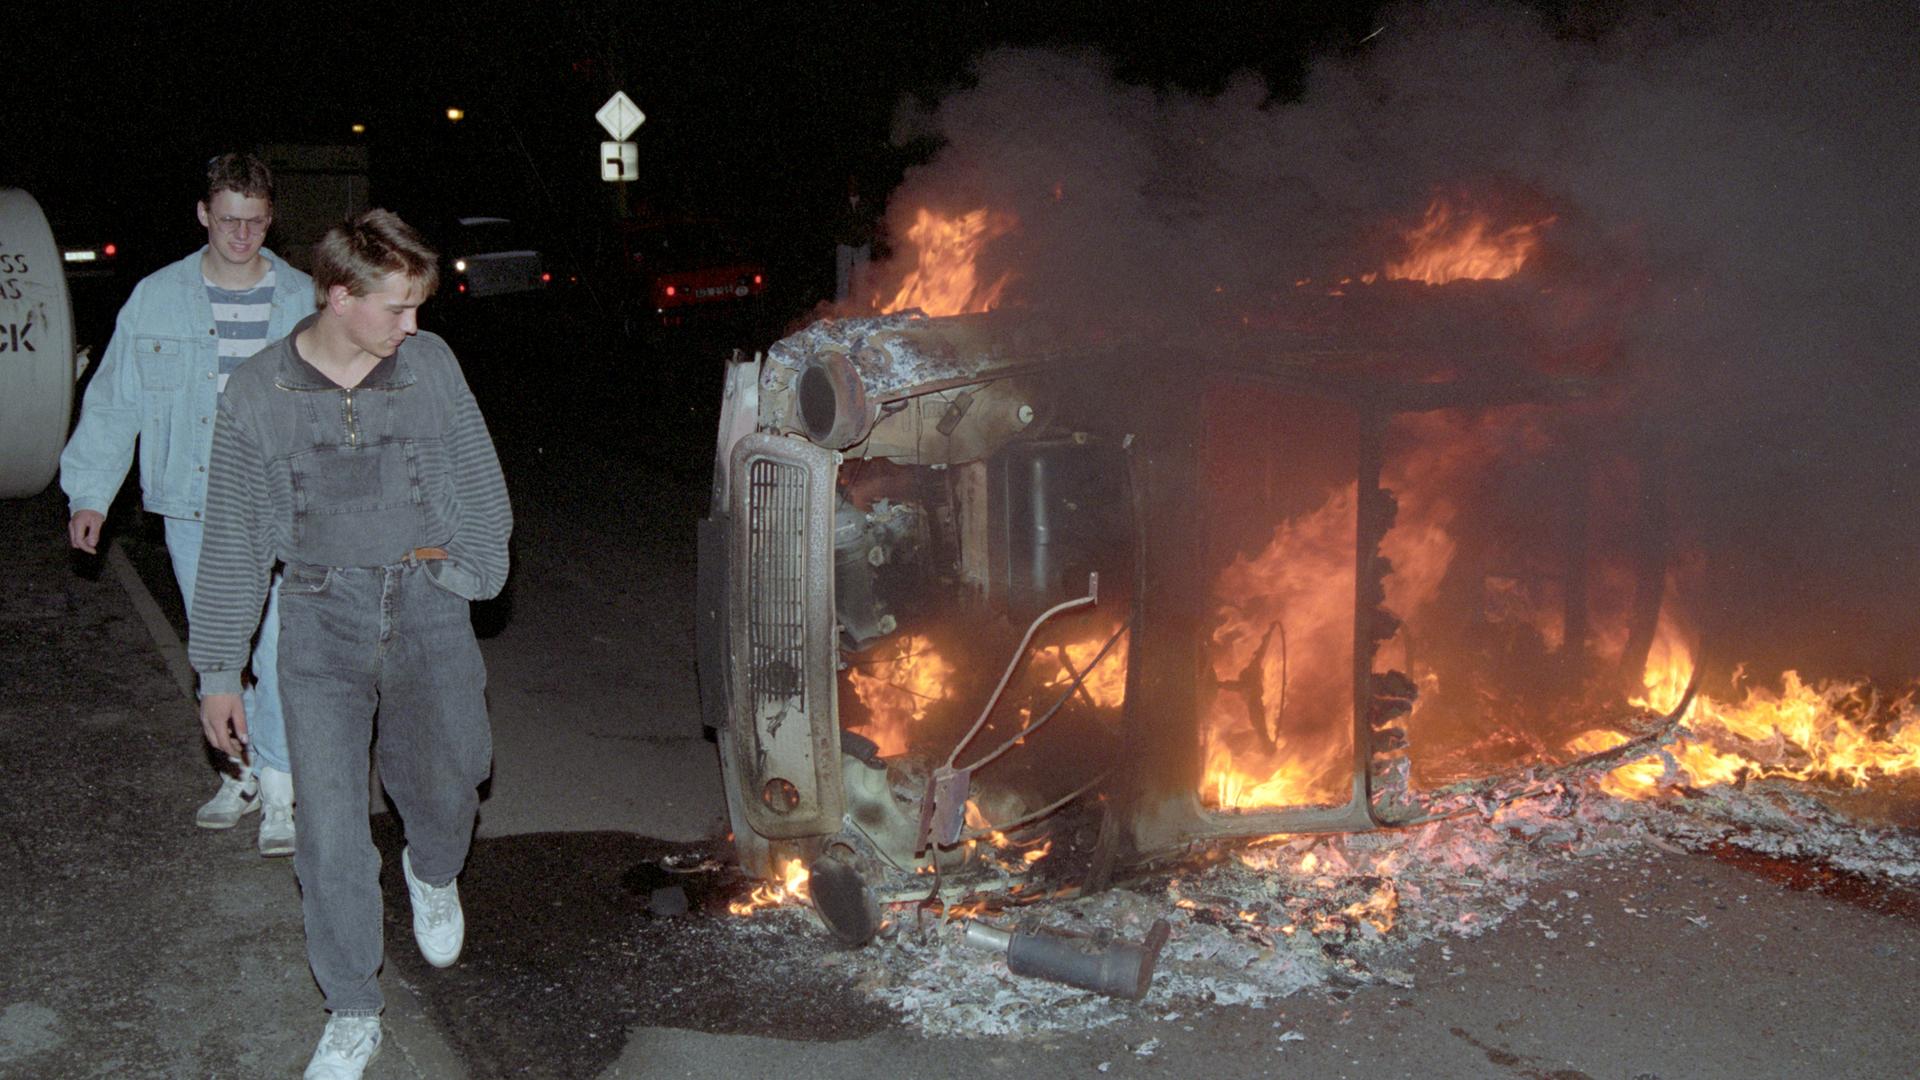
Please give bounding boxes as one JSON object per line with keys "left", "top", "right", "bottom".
{"left": 713, "top": 753, "right": 1920, "bottom": 1039}
{"left": 687, "top": 1, "right": 1920, "bottom": 1044}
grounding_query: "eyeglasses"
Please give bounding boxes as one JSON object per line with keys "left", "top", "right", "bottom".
{"left": 213, "top": 214, "right": 270, "bottom": 235}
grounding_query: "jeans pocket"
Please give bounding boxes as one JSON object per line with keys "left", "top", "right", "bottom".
{"left": 281, "top": 565, "right": 333, "bottom": 595}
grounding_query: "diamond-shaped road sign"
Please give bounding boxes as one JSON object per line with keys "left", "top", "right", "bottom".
{"left": 596, "top": 92, "right": 645, "bottom": 141}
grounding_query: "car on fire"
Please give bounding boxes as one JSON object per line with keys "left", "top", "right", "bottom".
{"left": 695, "top": 306, "right": 1672, "bottom": 946}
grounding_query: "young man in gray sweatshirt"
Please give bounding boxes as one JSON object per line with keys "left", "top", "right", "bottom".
{"left": 188, "top": 208, "right": 511, "bottom": 1080}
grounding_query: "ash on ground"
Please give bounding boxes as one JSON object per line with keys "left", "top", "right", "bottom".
{"left": 726, "top": 776, "right": 1920, "bottom": 1039}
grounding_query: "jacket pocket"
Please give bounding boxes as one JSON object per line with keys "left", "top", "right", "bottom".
{"left": 133, "top": 336, "right": 187, "bottom": 391}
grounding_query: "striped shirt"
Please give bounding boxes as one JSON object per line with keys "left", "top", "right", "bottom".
{"left": 205, "top": 266, "right": 277, "bottom": 392}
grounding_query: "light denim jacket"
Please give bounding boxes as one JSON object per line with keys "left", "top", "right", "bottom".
{"left": 59, "top": 246, "right": 315, "bottom": 521}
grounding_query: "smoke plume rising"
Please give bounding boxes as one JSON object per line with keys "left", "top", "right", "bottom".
{"left": 874, "top": 0, "right": 1920, "bottom": 683}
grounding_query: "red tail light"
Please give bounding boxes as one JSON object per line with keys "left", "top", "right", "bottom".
{"left": 753, "top": 273, "right": 764, "bottom": 285}
{"left": 457, "top": 281, "right": 468, "bottom": 293}
{"left": 103, "top": 243, "right": 118, "bottom": 258}
{"left": 665, "top": 284, "right": 678, "bottom": 297}
{"left": 540, "top": 272, "right": 552, "bottom": 283}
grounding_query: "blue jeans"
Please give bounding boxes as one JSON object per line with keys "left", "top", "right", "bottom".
{"left": 166, "top": 516, "right": 288, "bottom": 772}
{"left": 278, "top": 559, "right": 491, "bottom": 1017}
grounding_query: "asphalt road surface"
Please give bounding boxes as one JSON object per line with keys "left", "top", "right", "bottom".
{"left": 4, "top": 293, "right": 1918, "bottom": 1078}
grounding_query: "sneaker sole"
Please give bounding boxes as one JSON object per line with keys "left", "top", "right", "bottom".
{"left": 195, "top": 801, "right": 262, "bottom": 830}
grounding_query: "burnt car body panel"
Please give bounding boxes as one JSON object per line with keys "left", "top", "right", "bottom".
{"left": 699, "top": 311, "right": 1620, "bottom": 886}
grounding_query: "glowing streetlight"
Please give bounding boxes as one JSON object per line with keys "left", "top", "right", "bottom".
{"left": 445, "top": 107, "right": 465, "bottom": 123}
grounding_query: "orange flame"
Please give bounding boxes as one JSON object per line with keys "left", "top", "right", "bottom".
{"left": 728, "top": 857, "right": 812, "bottom": 915}
{"left": 1580, "top": 626, "right": 1920, "bottom": 798}
{"left": 881, "top": 207, "right": 1017, "bottom": 316}
{"left": 1386, "top": 198, "right": 1554, "bottom": 285}
{"left": 1039, "top": 630, "right": 1129, "bottom": 710}
{"left": 1206, "top": 738, "right": 1329, "bottom": 810}
{"left": 1203, "top": 484, "right": 1358, "bottom": 809}
{"left": 1312, "top": 881, "right": 1398, "bottom": 936}
{"left": 847, "top": 634, "right": 954, "bottom": 758}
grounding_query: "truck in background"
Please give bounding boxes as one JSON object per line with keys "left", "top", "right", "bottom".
{"left": 260, "top": 144, "right": 370, "bottom": 272}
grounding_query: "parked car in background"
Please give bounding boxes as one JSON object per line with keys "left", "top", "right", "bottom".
{"left": 41, "top": 192, "right": 136, "bottom": 354}
{"left": 441, "top": 215, "right": 549, "bottom": 299}
{"left": 43, "top": 194, "right": 127, "bottom": 284}
{"left": 56, "top": 233, "right": 122, "bottom": 282}
{"left": 620, "top": 218, "right": 766, "bottom": 324}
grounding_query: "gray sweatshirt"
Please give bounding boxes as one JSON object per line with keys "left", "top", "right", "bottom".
{"left": 188, "top": 317, "right": 512, "bottom": 696}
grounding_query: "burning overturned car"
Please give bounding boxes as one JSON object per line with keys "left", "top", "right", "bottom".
{"left": 692, "top": 199, "right": 1920, "bottom": 983}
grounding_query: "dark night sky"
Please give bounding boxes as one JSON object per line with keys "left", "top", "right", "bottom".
{"left": 7, "top": 0, "right": 1386, "bottom": 265}
{"left": 12, "top": 1, "right": 1919, "bottom": 683}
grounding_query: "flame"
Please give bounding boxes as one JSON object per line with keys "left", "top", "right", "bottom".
{"left": 727, "top": 857, "right": 812, "bottom": 915}
{"left": 1311, "top": 881, "right": 1399, "bottom": 936}
{"left": 847, "top": 634, "right": 954, "bottom": 757}
{"left": 1202, "top": 484, "right": 1358, "bottom": 809}
{"left": 1038, "top": 630, "right": 1129, "bottom": 709}
{"left": 1206, "top": 739, "right": 1327, "bottom": 810}
{"left": 1385, "top": 198, "right": 1554, "bottom": 285}
{"left": 1577, "top": 627, "right": 1920, "bottom": 799}
{"left": 881, "top": 207, "right": 1017, "bottom": 316}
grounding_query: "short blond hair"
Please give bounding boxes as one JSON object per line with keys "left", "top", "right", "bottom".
{"left": 311, "top": 209, "right": 440, "bottom": 301}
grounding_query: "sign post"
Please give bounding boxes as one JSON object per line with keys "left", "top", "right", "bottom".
{"left": 596, "top": 92, "right": 645, "bottom": 214}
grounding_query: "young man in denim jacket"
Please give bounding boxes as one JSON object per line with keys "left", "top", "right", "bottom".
{"left": 60, "top": 153, "right": 312, "bottom": 856}
{"left": 188, "top": 209, "right": 511, "bottom": 1080}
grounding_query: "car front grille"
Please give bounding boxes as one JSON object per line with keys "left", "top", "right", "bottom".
{"left": 745, "top": 457, "right": 809, "bottom": 706}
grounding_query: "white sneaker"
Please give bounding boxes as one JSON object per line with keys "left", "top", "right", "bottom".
{"left": 256, "top": 766, "right": 295, "bottom": 858}
{"left": 402, "top": 847, "right": 465, "bottom": 967}
{"left": 303, "top": 1015, "right": 381, "bottom": 1080}
{"left": 193, "top": 769, "right": 259, "bottom": 829}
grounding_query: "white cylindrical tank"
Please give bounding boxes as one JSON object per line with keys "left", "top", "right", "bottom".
{"left": 0, "top": 188, "right": 75, "bottom": 498}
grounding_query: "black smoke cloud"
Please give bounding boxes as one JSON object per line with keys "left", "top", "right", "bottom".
{"left": 876, "top": 0, "right": 1920, "bottom": 682}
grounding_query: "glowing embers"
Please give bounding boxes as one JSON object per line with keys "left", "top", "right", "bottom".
{"left": 1179, "top": 837, "right": 1402, "bottom": 940}
{"left": 1385, "top": 196, "right": 1556, "bottom": 285}
{"left": 881, "top": 207, "right": 1018, "bottom": 317}
{"left": 1574, "top": 630, "right": 1920, "bottom": 800}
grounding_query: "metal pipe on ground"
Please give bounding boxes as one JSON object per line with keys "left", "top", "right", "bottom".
{"left": 963, "top": 918, "right": 1172, "bottom": 1001}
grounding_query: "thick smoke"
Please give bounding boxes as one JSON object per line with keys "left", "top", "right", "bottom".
{"left": 876, "top": 0, "right": 1920, "bottom": 682}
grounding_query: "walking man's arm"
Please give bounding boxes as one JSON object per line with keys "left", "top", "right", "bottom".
{"left": 188, "top": 390, "right": 274, "bottom": 754}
